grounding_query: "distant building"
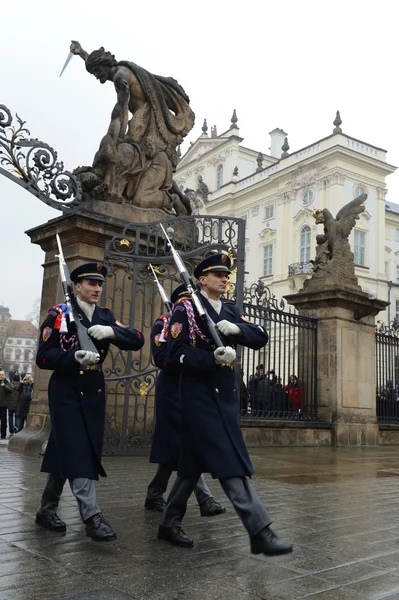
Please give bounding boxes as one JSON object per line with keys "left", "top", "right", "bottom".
{"left": 0, "top": 305, "right": 12, "bottom": 369}
{"left": 3, "top": 320, "right": 38, "bottom": 375}
{"left": 175, "top": 110, "right": 398, "bottom": 324}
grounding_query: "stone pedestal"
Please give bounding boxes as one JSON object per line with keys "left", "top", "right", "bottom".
{"left": 285, "top": 286, "right": 388, "bottom": 446}
{"left": 8, "top": 211, "right": 129, "bottom": 456}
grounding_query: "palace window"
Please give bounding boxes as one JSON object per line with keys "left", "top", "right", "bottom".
{"left": 355, "top": 186, "right": 365, "bottom": 197}
{"left": 395, "top": 229, "right": 399, "bottom": 242}
{"left": 216, "top": 165, "right": 223, "bottom": 189}
{"left": 302, "top": 190, "right": 314, "bottom": 206}
{"left": 385, "top": 261, "right": 390, "bottom": 277}
{"left": 264, "top": 204, "right": 274, "bottom": 219}
{"left": 396, "top": 299, "right": 399, "bottom": 320}
{"left": 300, "top": 225, "right": 312, "bottom": 263}
{"left": 263, "top": 244, "right": 273, "bottom": 276}
{"left": 354, "top": 230, "right": 366, "bottom": 266}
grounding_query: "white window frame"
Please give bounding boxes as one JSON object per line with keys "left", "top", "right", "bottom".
{"left": 216, "top": 164, "right": 223, "bottom": 189}
{"left": 302, "top": 190, "right": 314, "bottom": 206}
{"left": 263, "top": 244, "right": 273, "bottom": 276}
{"left": 354, "top": 230, "right": 366, "bottom": 266}
{"left": 264, "top": 204, "right": 274, "bottom": 220}
{"left": 395, "top": 229, "right": 399, "bottom": 243}
{"left": 300, "top": 225, "right": 312, "bottom": 263}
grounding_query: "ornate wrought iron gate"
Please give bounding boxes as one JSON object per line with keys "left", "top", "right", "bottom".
{"left": 101, "top": 215, "right": 245, "bottom": 454}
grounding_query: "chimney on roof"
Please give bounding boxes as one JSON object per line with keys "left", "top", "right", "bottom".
{"left": 269, "top": 128, "right": 288, "bottom": 158}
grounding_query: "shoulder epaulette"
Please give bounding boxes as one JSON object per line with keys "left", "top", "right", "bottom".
{"left": 222, "top": 300, "right": 236, "bottom": 305}
{"left": 100, "top": 306, "right": 111, "bottom": 311}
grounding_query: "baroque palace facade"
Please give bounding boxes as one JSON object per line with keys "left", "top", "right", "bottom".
{"left": 175, "top": 112, "right": 398, "bottom": 324}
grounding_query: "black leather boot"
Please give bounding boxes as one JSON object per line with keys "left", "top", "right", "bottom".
{"left": 144, "top": 497, "right": 166, "bottom": 512}
{"left": 158, "top": 525, "right": 194, "bottom": 547}
{"left": 85, "top": 513, "right": 117, "bottom": 542}
{"left": 250, "top": 526, "right": 293, "bottom": 556}
{"left": 35, "top": 512, "right": 66, "bottom": 532}
{"left": 199, "top": 497, "right": 227, "bottom": 517}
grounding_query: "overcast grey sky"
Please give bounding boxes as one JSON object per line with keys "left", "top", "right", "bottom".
{"left": 1, "top": 0, "right": 398, "bottom": 320}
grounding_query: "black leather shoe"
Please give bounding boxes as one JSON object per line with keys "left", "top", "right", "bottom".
{"left": 145, "top": 497, "right": 166, "bottom": 512}
{"left": 85, "top": 513, "right": 117, "bottom": 542}
{"left": 158, "top": 525, "right": 194, "bottom": 547}
{"left": 199, "top": 497, "right": 227, "bottom": 517}
{"left": 35, "top": 512, "right": 66, "bottom": 532}
{"left": 250, "top": 526, "right": 293, "bottom": 556}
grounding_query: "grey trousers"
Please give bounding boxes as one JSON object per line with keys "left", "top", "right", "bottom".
{"left": 160, "top": 474, "right": 272, "bottom": 536}
{"left": 146, "top": 463, "right": 213, "bottom": 505}
{"left": 38, "top": 473, "right": 101, "bottom": 522}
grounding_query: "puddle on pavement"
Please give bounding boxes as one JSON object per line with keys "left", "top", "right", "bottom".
{"left": 269, "top": 470, "right": 399, "bottom": 484}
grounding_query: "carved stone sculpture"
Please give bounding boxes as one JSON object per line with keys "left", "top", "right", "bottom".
{"left": 305, "top": 194, "right": 367, "bottom": 291}
{"left": 69, "top": 41, "right": 195, "bottom": 218}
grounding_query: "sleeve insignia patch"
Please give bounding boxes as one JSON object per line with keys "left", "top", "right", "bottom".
{"left": 42, "top": 327, "right": 52, "bottom": 342}
{"left": 154, "top": 333, "right": 161, "bottom": 346}
{"left": 114, "top": 320, "right": 126, "bottom": 328}
{"left": 171, "top": 322, "right": 183, "bottom": 338}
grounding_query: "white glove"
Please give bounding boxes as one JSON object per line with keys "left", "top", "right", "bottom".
{"left": 216, "top": 320, "right": 241, "bottom": 336}
{"left": 88, "top": 325, "right": 116, "bottom": 341}
{"left": 214, "top": 346, "right": 236, "bottom": 365}
{"left": 74, "top": 350, "right": 100, "bottom": 366}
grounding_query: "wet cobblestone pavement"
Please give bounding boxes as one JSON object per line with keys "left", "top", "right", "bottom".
{"left": 3, "top": 441, "right": 399, "bottom": 599}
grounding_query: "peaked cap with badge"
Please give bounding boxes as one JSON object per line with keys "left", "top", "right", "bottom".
{"left": 70, "top": 262, "right": 107, "bottom": 284}
{"left": 193, "top": 252, "right": 233, "bottom": 279}
{"left": 171, "top": 284, "right": 189, "bottom": 304}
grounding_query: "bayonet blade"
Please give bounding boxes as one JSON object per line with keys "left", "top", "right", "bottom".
{"left": 59, "top": 51, "right": 74, "bottom": 77}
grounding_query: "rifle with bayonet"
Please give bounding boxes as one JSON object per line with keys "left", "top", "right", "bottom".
{"left": 149, "top": 264, "right": 173, "bottom": 314}
{"left": 55, "top": 234, "right": 99, "bottom": 354}
{"left": 159, "top": 224, "right": 225, "bottom": 349}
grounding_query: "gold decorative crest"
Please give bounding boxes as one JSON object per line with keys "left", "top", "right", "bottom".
{"left": 119, "top": 238, "right": 130, "bottom": 247}
{"left": 139, "top": 382, "right": 149, "bottom": 397}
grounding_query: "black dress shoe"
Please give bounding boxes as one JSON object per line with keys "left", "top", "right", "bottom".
{"left": 158, "top": 525, "right": 194, "bottom": 547}
{"left": 250, "top": 526, "right": 293, "bottom": 556}
{"left": 35, "top": 512, "right": 66, "bottom": 532}
{"left": 85, "top": 513, "right": 117, "bottom": 542}
{"left": 145, "top": 497, "right": 166, "bottom": 512}
{"left": 199, "top": 497, "right": 227, "bottom": 517}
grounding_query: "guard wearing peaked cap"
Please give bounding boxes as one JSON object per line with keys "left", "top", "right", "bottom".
{"left": 35, "top": 259, "right": 144, "bottom": 542}
{"left": 145, "top": 281, "right": 226, "bottom": 517}
{"left": 70, "top": 262, "right": 107, "bottom": 284}
{"left": 193, "top": 252, "right": 232, "bottom": 279}
{"left": 158, "top": 253, "right": 292, "bottom": 557}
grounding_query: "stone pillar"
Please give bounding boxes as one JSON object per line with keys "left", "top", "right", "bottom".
{"left": 285, "top": 286, "right": 388, "bottom": 446}
{"left": 8, "top": 211, "right": 127, "bottom": 456}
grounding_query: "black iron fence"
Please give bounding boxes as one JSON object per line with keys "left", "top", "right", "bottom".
{"left": 238, "top": 282, "right": 318, "bottom": 421}
{"left": 376, "top": 322, "right": 399, "bottom": 423}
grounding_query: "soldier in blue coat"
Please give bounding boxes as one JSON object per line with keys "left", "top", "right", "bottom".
{"left": 35, "top": 262, "right": 144, "bottom": 541}
{"left": 158, "top": 254, "right": 292, "bottom": 556}
{"left": 145, "top": 284, "right": 226, "bottom": 516}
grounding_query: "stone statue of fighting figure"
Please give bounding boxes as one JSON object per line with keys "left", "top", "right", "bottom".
{"left": 68, "top": 41, "right": 194, "bottom": 216}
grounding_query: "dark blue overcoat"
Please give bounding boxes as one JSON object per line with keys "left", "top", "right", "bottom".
{"left": 149, "top": 316, "right": 181, "bottom": 467}
{"left": 166, "top": 297, "right": 268, "bottom": 479}
{"left": 36, "top": 305, "right": 144, "bottom": 480}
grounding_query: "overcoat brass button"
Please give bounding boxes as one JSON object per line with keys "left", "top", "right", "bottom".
{"left": 101, "top": 349, "right": 105, "bottom": 354}
{"left": 97, "top": 389, "right": 102, "bottom": 393}
{"left": 215, "top": 388, "right": 219, "bottom": 393}
{"left": 79, "top": 370, "right": 84, "bottom": 375}
{"left": 80, "top": 392, "right": 84, "bottom": 396}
